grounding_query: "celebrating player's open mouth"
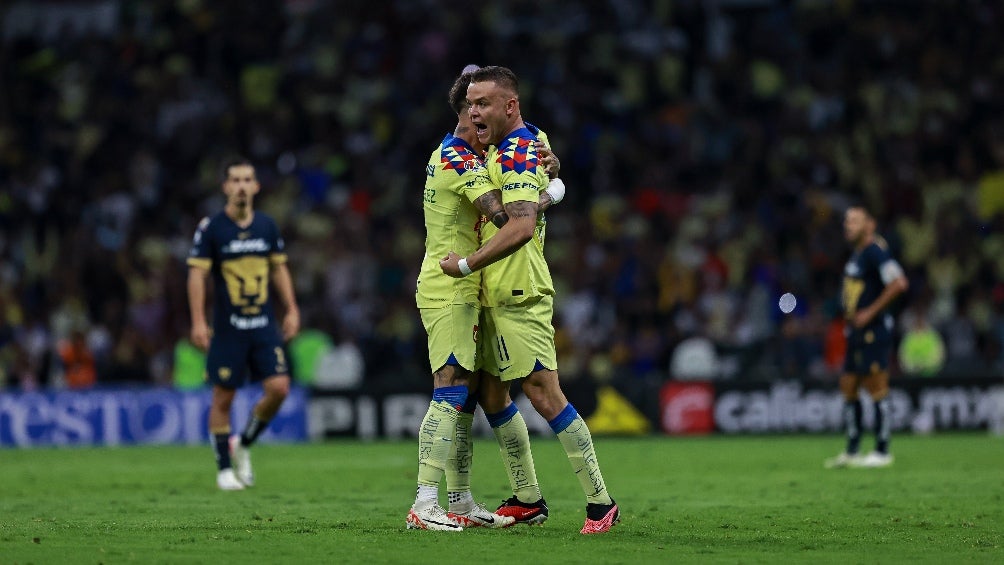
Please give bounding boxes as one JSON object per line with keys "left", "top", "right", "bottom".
{"left": 472, "top": 121, "right": 489, "bottom": 144}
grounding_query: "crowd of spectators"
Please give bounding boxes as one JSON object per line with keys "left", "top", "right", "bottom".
{"left": 1, "top": 0, "right": 1002, "bottom": 394}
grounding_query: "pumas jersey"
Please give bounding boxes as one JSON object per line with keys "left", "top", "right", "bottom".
{"left": 187, "top": 211, "right": 287, "bottom": 332}
{"left": 479, "top": 126, "right": 554, "bottom": 307}
{"left": 842, "top": 237, "right": 902, "bottom": 341}
{"left": 417, "top": 133, "right": 495, "bottom": 308}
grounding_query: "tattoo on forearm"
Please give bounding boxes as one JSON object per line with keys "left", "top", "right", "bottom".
{"left": 475, "top": 191, "right": 504, "bottom": 217}
{"left": 505, "top": 200, "right": 537, "bottom": 219}
{"left": 491, "top": 211, "right": 509, "bottom": 228}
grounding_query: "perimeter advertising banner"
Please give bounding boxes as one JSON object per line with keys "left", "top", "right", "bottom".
{"left": 0, "top": 387, "right": 307, "bottom": 447}
{"left": 660, "top": 378, "right": 1004, "bottom": 435}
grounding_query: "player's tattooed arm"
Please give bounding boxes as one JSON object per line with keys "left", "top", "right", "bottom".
{"left": 441, "top": 198, "right": 538, "bottom": 278}
{"left": 505, "top": 199, "right": 537, "bottom": 220}
{"left": 474, "top": 190, "right": 509, "bottom": 228}
{"left": 539, "top": 191, "right": 555, "bottom": 213}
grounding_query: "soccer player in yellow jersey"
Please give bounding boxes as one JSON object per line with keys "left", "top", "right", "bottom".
{"left": 410, "top": 66, "right": 563, "bottom": 531}
{"left": 440, "top": 66, "right": 619, "bottom": 534}
{"left": 410, "top": 66, "right": 536, "bottom": 531}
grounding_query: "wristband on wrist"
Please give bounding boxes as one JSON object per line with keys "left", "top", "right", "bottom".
{"left": 458, "top": 257, "right": 473, "bottom": 276}
{"left": 545, "top": 178, "right": 565, "bottom": 205}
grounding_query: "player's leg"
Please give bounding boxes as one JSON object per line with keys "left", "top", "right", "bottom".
{"left": 408, "top": 305, "right": 478, "bottom": 531}
{"left": 859, "top": 366, "right": 893, "bottom": 467}
{"left": 826, "top": 335, "right": 866, "bottom": 468}
{"left": 444, "top": 376, "right": 514, "bottom": 529}
{"left": 521, "top": 367, "right": 619, "bottom": 533}
{"left": 825, "top": 372, "right": 864, "bottom": 468}
{"left": 407, "top": 361, "right": 469, "bottom": 531}
{"left": 205, "top": 334, "right": 246, "bottom": 490}
{"left": 232, "top": 339, "right": 292, "bottom": 487}
{"left": 479, "top": 307, "right": 547, "bottom": 525}
{"left": 446, "top": 384, "right": 477, "bottom": 509}
{"left": 209, "top": 384, "right": 244, "bottom": 490}
{"left": 507, "top": 296, "right": 618, "bottom": 533}
{"left": 479, "top": 370, "right": 547, "bottom": 525}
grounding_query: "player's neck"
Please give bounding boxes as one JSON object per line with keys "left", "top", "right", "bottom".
{"left": 855, "top": 234, "right": 873, "bottom": 251}
{"left": 454, "top": 122, "right": 483, "bottom": 153}
{"left": 503, "top": 116, "right": 526, "bottom": 138}
{"left": 226, "top": 205, "right": 254, "bottom": 228}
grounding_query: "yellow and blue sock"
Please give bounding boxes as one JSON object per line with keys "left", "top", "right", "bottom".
{"left": 416, "top": 385, "right": 467, "bottom": 500}
{"left": 447, "top": 392, "right": 478, "bottom": 507}
{"left": 487, "top": 402, "right": 541, "bottom": 503}
{"left": 550, "top": 404, "right": 612, "bottom": 506}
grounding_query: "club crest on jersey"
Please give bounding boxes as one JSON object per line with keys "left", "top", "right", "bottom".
{"left": 442, "top": 145, "right": 482, "bottom": 175}
{"left": 497, "top": 137, "right": 538, "bottom": 173}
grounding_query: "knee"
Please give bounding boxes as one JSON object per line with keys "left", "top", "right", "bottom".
{"left": 212, "top": 388, "right": 236, "bottom": 411}
{"left": 521, "top": 371, "right": 565, "bottom": 419}
{"left": 479, "top": 386, "right": 510, "bottom": 414}
{"left": 433, "top": 365, "right": 470, "bottom": 389}
{"left": 863, "top": 372, "right": 889, "bottom": 400}
{"left": 838, "top": 375, "right": 859, "bottom": 400}
{"left": 265, "top": 377, "right": 290, "bottom": 401}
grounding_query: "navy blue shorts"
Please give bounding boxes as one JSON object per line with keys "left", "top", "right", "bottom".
{"left": 843, "top": 329, "right": 891, "bottom": 376}
{"left": 206, "top": 327, "right": 289, "bottom": 389}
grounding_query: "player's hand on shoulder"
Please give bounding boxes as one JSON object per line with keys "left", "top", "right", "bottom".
{"left": 535, "top": 141, "right": 560, "bottom": 179}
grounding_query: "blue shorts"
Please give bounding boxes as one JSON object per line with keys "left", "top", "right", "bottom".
{"left": 843, "top": 329, "right": 891, "bottom": 376}
{"left": 206, "top": 327, "right": 289, "bottom": 389}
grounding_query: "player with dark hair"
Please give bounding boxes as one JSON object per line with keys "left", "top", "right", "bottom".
{"left": 825, "top": 206, "right": 909, "bottom": 469}
{"left": 408, "top": 65, "right": 562, "bottom": 531}
{"left": 188, "top": 157, "right": 300, "bottom": 490}
{"left": 440, "top": 65, "right": 618, "bottom": 534}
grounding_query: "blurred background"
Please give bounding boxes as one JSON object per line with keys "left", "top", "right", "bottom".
{"left": 1, "top": 0, "right": 1002, "bottom": 413}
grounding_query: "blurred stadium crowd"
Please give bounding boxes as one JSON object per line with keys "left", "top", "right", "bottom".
{"left": 1, "top": 0, "right": 1003, "bottom": 393}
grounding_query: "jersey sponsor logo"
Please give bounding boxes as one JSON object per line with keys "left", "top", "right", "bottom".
{"left": 500, "top": 181, "right": 539, "bottom": 192}
{"left": 224, "top": 238, "right": 269, "bottom": 254}
{"left": 229, "top": 314, "right": 269, "bottom": 330}
{"left": 844, "top": 262, "right": 860, "bottom": 277}
{"left": 497, "top": 137, "right": 538, "bottom": 173}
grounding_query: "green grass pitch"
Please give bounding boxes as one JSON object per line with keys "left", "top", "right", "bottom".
{"left": 1, "top": 434, "right": 1001, "bottom": 564}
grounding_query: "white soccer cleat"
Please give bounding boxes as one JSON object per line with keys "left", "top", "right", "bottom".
{"left": 448, "top": 501, "right": 516, "bottom": 528}
{"left": 852, "top": 451, "right": 894, "bottom": 468}
{"left": 229, "top": 435, "right": 254, "bottom": 487}
{"left": 217, "top": 468, "right": 245, "bottom": 491}
{"left": 406, "top": 502, "right": 463, "bottom": 531}
{"left": 824, "top": 452, "right": 862, "bottom": 469}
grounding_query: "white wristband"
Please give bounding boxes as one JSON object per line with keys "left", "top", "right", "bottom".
{"left": 458, "top": 257, "right": 473, "bottom": 276}
{"left": 545, "top": 178, "right": 565, "bottom": 205}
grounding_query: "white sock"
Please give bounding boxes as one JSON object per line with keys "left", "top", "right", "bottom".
{"left": 448, "top": 490, "right": 475, "bottom": 511}
{"left": 415, "top": 484, "right": 438, "bottom": 506}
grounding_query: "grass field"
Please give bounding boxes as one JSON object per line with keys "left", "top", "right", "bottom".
{"left": 1, "top": 433, "right": 1001, "bottom": 564}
